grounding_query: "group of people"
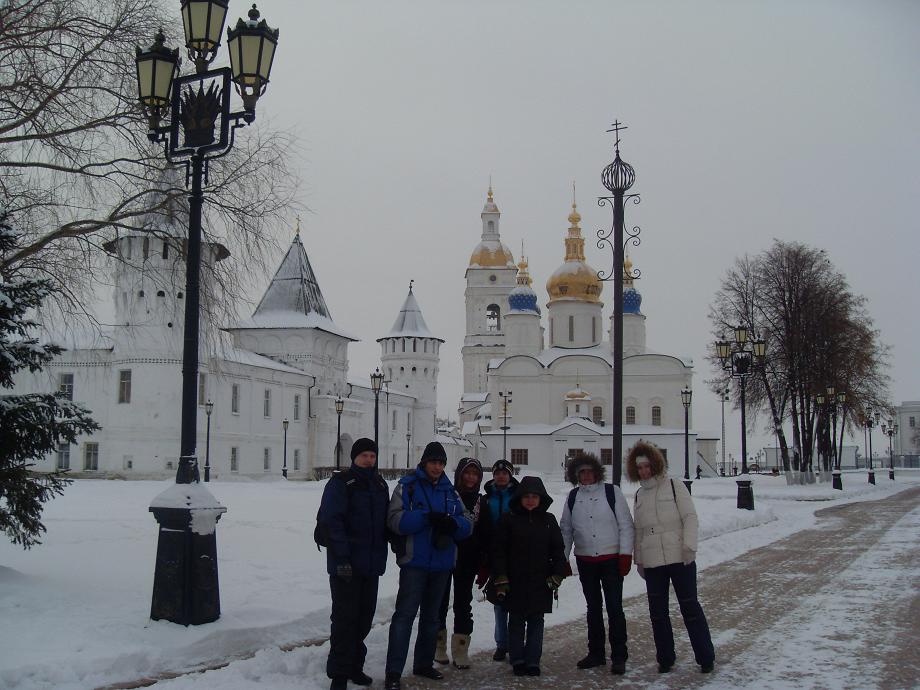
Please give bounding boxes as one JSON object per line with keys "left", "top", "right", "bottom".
{"left": 317, "top": 437, "right": 715, "bottom": 690}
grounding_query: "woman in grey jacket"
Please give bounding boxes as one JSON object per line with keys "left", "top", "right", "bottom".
{"left": 626, "top": 441, "right": 714, "bottom": 675}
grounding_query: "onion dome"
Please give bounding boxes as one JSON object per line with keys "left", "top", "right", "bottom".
{"left": 564, "top": 384, "right": 591, "bottom": 401}
{"left": 469, "top": 185, "right": 516, "bottom": 269}
{"left": 546, "top": 199, "right": 603, "bottom": 304}
{"left": 508, "top": 254, "right": 540, "bottom": 314}
{"left": 623, "top": 253, "right": 642, "bottom": 314}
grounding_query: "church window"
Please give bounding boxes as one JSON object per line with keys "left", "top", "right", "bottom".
{"left": 58, "top": 373, "right": 74, "bottom": 400}
{"left": 263, "top": 389, "right": 271, "bottom": 418}
{"left": 142, "top": 237, "right": 150, "bottom": 260}
{"left": 413, "top": 339, "right": 417, "bottom": 352}
{"left": 424, "top": 368, "right": 428, "bottom": 376}
{"left": 511, "top": 449, "right": 529, "bottom": 465}
{"left": 601, "top": 449, "right": 613, "bottom": 466}
{"left": 84, "top": 443, "right": 99, "bottom": 471}
{"left": 162, "top": 241, "right": 169, "bottom": 259}
{"left": 652, "top": 406, "right": 662, "bottom": 426}
{"left": 486, "top": 304, "right": 501, "bottom": 331}
{"left": 56, "top": 443, "right": 71, "bottom": 470}
{"left": 412, "top": 366, "right": 416, "bottom": 373}
{"left": 402, "top": 339, "right": 406, "bottom": 352}
{"left": 910, "top": 417, "right": 916, "bottom": 428}
{"left": 550, "top": 318, "right": 554, "bottom": 343}
{"left": 198, "top": 373, "right": 207, "bottom": 405}
{"left": 489, "top": 274, "right": 496, "bottom": 282}
{"left": 118, "top": 370, "right": 132, "bottom": 404}
{"left": 592, "top": 406, "right": 603, "bottom": 425}
{"left": 626, "top": 406, "right": 636, "bottom": 425}
{"left": 230, "top": 447, "right": 239, "bottom": 472}
{"left": 123, "top": 238, "right": 132, "bottom": 259}
{"left": 263, "top": 448, "right": 271, "bottom": 471}
{"left": 488, "top": 220, "right": 495, "bottom": 232}
{"left": 293, "top": 449, "right": 301, "bottom": 471}
{"left": 575, "top": 404, "right": 581, "bottom": 414}
{"left": 407, "top": 411, "right": 411, "bottom": 429}
{"left": 231, "top": 384, "right": 240, "bottom": 414}
{"left": 592, "top": 317, "right": 597, "bottom": 342}
{"left": 568, "top": 315, "right": 575, "bottom": 342}
{"left": 388, "top": 368, "right": 393, "bottom": 380}
{"left": 392, "top": 409, "right": 398, "bottom": 431}
{"left": 424, "top": 341, "right": 428, "bottom": 353}
{"left": 293, "top": 394, "right": 301, "bottom": 420}
{"left": 157, "top": 290, "right": 166, "bottom": 297}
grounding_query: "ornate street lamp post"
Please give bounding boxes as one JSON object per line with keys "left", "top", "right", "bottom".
{"left": 817, "top": 387, "right": 845, "bottom": 490}
{"left": 681, "top": 387, "right": 692, "bottom": 493}
{"left": 720, "top": 387, "right": 730, "bottom": 477}
{"left": 138, "top": 2, "right": 278, "bottom": 626}
{"left": 865, "top": 407, "right": 878, "bottom": 484}
{"left": 204, "top": 399, "right": 214, "bottom": 482}
{"left": 596, "top": 121, "right": 639, "bottom": 486}
{"left": 499, "top": 390, "right": 512, "bottom": 462}
{"left": 334, "top": 396, "right": 344, "bottom": 471}
{"left": 282, "top": 418, "right": 289, "bottom": 479}
{"left": 716, "top": 326, "right": 767, "bottom": 510}
{"left": 882, "top": 419, "right": 897, "bottom": 480}
{"left": 371, "top": 368, "right": 384, "bottom": 451}
{"left": 406, "top": 432, "right": 412, "bottom": 469}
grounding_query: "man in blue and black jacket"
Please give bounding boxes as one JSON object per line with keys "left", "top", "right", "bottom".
{"left": 383, "top": 441, "right": 473, "bottom": 690}
{"left": 317, "top": 438, "right": 390, "bottom": 690}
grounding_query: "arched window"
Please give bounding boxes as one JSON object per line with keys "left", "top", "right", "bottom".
{"left": 392, "top": 409, "right": 397, "bottom": 431}
{"left": 592, "top": 406, "right": 603, "bottom": 425}
{"left": 402, "top": 339, "right": 406, "bottom": 352}
{"left": 413, "top": 339, "right": 417, "bottom": 352}
{"left": 488, "top": 220, "right": 495, "bottom": 232}
{"left": 162, "top": 241, "right": 169, "bottom": 259}
{"left": 423, "top": 340, "right": 428, "bottom": 353}
{"left": 142, "top": 237, "right": 150, "bottom": 260}
{"left": 625, "top": 406, "right": 636, "bottom": 425}
{"left": 652, "top": 406, "right": 662, "bottom": 426}
{"left": 568, "top": 315, "right": 575, "bottom": 342}
{"left": 592, "top": 316, "right": 597, "bottom": 342}
{"left": 486, "top": 304, "right": 501, "bottom": 331}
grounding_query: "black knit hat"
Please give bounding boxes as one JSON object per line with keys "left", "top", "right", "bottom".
{"left": 420, "top": 441, "right": 448, "bottom": 463}
{"left": 491, "top": 459, "right": 514, "bottom": 476}
{"left": 351, "top": 437, "right": 378, "bottom": 461}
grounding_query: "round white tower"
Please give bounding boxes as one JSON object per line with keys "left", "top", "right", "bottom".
{"left": 618, "top": 253, "right": 647, "bottom": 357}
{"left": 504, "top": 253, "right": 543, "bottom": 357}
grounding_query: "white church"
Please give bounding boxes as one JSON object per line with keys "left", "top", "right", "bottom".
{"left": 457, "top": 187, "right": 719, "bottom": 476}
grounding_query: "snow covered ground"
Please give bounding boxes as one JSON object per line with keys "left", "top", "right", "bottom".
{"left": 1, "top": 470, "right": 917, "bottom": 690}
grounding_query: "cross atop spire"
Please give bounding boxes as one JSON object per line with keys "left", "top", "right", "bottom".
{"left": 606, "top": 120, "right": 628, "bottom": 153}
{"left": 488, "top": 175, "right": 494, "bottom": 202}
{"left": 409, "top": 278, "right": 414, "bottom": 293}
{"left": 294, "top": 215, "right": 301, "bottom": 238}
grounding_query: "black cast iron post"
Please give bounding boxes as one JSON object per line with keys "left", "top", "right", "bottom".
{"left": 682, "top": 387, "right": 692, "bottom": 493}
{"left": 499, "top": 390, "right": 512, "bottom": 462}
{"left": 371, "top": 368, "right": 384, "bottom": 453}
{"left": 204, "top": 399, "right": 213, "bottom": 482}
{"left": 883, "top": 419, "right": 896, "bottom": 480}
{"left": 282, "top": 418, "right": 288, "bottom": 479}
{"left": 866, "top": 408, "right": 877, "bottom": 484}
{"left": 335, "top": 396, "right": 344, "bottom": 471}
{"left": 406, "top": 432, "right": 411, "bottom": 469}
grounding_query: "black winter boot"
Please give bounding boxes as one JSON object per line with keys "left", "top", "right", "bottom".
{"left": 384, "top": 672, "right": 401, "bottom": 690}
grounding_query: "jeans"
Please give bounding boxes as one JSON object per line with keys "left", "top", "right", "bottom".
{"left": 577, "top": 557, "right": 627, "bottom": 661}
{"left": 437, "top": 561, "right": 477, "bottom": 635}
{"left": 386, "top": 567, "right": 452, "bottom": 674}
{"left": 493, "top": 603, "right": 509, "bottom": 649}
{"left": 644, "top": 561, "right": 715, "bottom": 667}
{"left": 326, "top": 573, "right": 379, "bottom": 678}
{"left": 508, "top": 612, "right": 544, "bottom": 668}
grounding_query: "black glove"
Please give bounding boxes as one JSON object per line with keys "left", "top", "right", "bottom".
{"left": 336, "top": 563, "right": 353, "bottom": 582}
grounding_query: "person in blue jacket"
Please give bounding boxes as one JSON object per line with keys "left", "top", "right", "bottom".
{"left": 317, "top": 438, "right": 390, "bottom": 690}
{"left": 383, "top": 441, "right": 473, "bottom": 690}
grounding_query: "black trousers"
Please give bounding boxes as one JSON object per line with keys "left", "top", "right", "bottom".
{"left": 437, "top": 560, "right": 477, "bottom": 635}
{"left": 327, "top": 573, "right": 379, "bottom": 678}
{"left": 644, "top": 561, "right": 715, "bottom": 667}
{"left": 578, "top": 557, "right": 628, "bottom": 662}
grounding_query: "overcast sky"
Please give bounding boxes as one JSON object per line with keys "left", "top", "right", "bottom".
{"left": 232, "top": 0, "right": 918, "bottom": 458}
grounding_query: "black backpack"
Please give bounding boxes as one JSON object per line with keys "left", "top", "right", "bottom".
{"left": 567, "top": 482, "right": 620, "bottom": 520}
{"left": 314, "top": 470, "right": 359, "bottom": 550}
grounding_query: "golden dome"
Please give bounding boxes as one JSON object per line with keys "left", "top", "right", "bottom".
{"left": 469, "top": 240, "right": 516, "bottom": 268}
{"left": 564, "top": 386, "right": 591, "bottom": 400}
{"left": 546, "top": 200, "right": 603, "bottom": 304}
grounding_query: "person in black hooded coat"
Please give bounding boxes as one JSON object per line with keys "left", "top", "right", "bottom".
{"left": 491, "top": 476, "right": 567, "bottom": 676}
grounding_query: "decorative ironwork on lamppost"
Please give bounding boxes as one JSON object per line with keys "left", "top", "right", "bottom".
{"left": 281, "top": 418, "right": 289, "bottom": 479}
{"left": 139, "top": 2, "right": 278, "bottom": 626}
{"left": 499, "top": 391, "right": 512, "bottom": 462}
{"left": 681, "top": 387, "right": 693, "bottom": 493}
{"left": 204, "top": 399, "right": 214, "bottom": 482}
{"left": 371, "top": 368, "right": 384, "bottom": 452}
{"left": 334, "top": 396, "right": 344, "bottom": 471}
{"left": 882, "top": 418, "right": 897, "bottom": 481}
{"left": 596, "top": 120, "right": 639, "bottom": 487}
{"left": 720, "top": 387, "right": 730, "bottom": 477}
{"left": 865, "top": 407, "right": 879, "bottom": 484}
{"left": 716, "top": 326, "right": 767, "bottom": 510}
{"left": 406, "top": 432, "right": 412, "bottom": 469}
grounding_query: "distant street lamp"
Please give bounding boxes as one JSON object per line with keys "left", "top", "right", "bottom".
{"left": 282, "top": 418, "right": 289, "bottom": 479}
{"left": 499, "top": 390, "right": 512, "bottom": 462}
{"left": 720, "top": 387, "right": 730, "bottom": 477}
{"left": 334, "top": 396, "right": 344, "bottom": 470}
{"left": 882, "top": 419, "right": 897, "bottom": 481}
{"left": 716, "top": 326, "right": 767, "bottom": 510}
{"left": 204, "top": 399, "right": 214, "bottom": 482}
{"left": 371, "top": 368, "right": 385, "bottom": 451}
{"left": 681, "top": 387, "right": 692, "bottom": 493}
{"left": 865, "top": 407, "right": 879, "bottom": 484}
{"left": 406, "top": 432, "right": 412, "bottom": 469}
{"left": 816, "top": 387, "right": 846, "bottom": 490}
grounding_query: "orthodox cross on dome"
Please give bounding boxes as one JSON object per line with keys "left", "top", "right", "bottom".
{"left": 607, "top": 120, "right": 628, "bottom": 153}
{"left": 488, "top": 174, "right": 493, "bottom": 202}
{"left": 294, "top": 215, "right": 301, "bottom": 238}
{"left": 409, "top": 278, "right": 414, "bottom": 293}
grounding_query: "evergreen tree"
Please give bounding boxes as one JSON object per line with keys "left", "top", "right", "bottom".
{"left": 0, "top": 220, "right": 100, "bottom": 548}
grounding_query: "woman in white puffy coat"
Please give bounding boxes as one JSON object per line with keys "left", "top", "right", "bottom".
{"left": 626, "top": 441, "right": 714, "bottom": 675}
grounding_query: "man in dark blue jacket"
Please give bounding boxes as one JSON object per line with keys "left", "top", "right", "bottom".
{"left": 383, "top": 442, "right": 473, "bottom": 690}
{"left": 317, "top": 438, "right": 390, "bottom": 690}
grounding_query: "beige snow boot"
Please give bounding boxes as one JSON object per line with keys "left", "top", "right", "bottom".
{"left": 452, "top": 633, "right": 471, "bottom": 669}
{"left": 435, "top": 629, "right": 449, "bottom": 665}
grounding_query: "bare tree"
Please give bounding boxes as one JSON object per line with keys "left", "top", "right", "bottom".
{"left": 708, "top": 240, "right": 889, "bottom": 473}
{"left": 0, "top": 0, "right": 300, "bottom": 327}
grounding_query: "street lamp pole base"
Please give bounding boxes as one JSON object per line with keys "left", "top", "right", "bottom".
{"left": 889, "top": 469, "right": 895, "bottom": 481}
{"left": 868, "top": 471, "right": 876, "bottom": 485}
{"left": 736, "top": 479, "right": 754, "bottom": 510}
{"left": 683, "top": 479, "right": 693, "bottom": 494}
{"left": 832, "top": 471, "right": 843, "bottom": 491}
{"left": 282, "top": 468, "right": 288, "bottom": 479}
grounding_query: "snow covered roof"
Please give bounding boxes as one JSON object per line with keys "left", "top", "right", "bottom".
{"left": 461, "top": 420, "right": 483, "bottom": 435}
{"left": 219, "top": 347, "right": 308, "bottom": 375}
{"left": 433, "top": 433, "right": 473, "bottom": 448}
{"left": 378, "top": 286, "right": 443, "bottom": 342}
{"left": 489, "top": 347, "right": 692, "bottom": 369}
{"left": 477, "top": 418, "right": 691, "bottom": 437}
{"left": 228, "top": 310, "right": 357, "bottom": 341}
{"left": 461, "top": 392, "right": 489, "bottom": 403}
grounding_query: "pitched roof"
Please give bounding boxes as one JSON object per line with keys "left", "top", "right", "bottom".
{"left": 253, "top": 233, "right": 331, "bottom": 320}
{"left": 378, "top": 286, "right": 443, "bottom": 342}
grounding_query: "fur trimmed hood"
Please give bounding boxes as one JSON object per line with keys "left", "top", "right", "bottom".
{"left": 625, "top": 440, "right": 667, "bottom": 482}
{"left": 565, "top": 452, "right": 605, "bottom": 486}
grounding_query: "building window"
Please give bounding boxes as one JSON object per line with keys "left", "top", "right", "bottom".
{"left": 84, "top": 443, "right": 99, "bottom": 471}
{"left": 511, "top": 449, "right": 529, "bottom": 465}
{"left": 625, "top": 406, "right": 636, "bottom": 425}
{"left": 575, "top": 403, "right": 581, "bottom": 414}
{"left": 402, "top": 339, "right": 406, "bottom": 352}
{"left": 58, "top": 373, "right": 74, "bottom": 400}
{"left": 592, "top": 316, "right": 597, "bottom": 342}
{"left": 486, "top": 304, "right": 501, "bottom": 331}
{"left": 407, "top": 410, "right": 411, "bottom": 430}
{"left": 230, "top": 447, "right": 239, "bottom": 473}
{"left": 592, "top": 406, "right": 603, "bottom": 425}
{"left": 568, "top": 315, "right": 575, "bottom": 342}
{"left": 293, "top": 394, "right": 301, "bottom": 420}
{"left": 424, "top": 341, "right": 428, "bottom": 353}
{"left": 910, "top": 417, "right": 916, "bottom": 428}
{"left": 198, "top": 373, "right": 207, "bottom": 405}
{"left": 392, "top": 409, "right": 397, "bottom": 431}
{"left": 263, "top": 448, "right": 271, "bottom": 471}
{"left": 263, "top": 389, "right": 271, "bottom": 417}
{"left": 601, "top": 449, "right": 613, "bottom": 466}
{"left": 123, "top": 455, "right": 133, "bottom": 470}
{"left": 413, "top": 339, "right": 417, "bottom": 352}
{"left": 293, "top": 448, "right": 300, "bottom": 471}
{"left": 550, "top": 318, "right": 554, "bottom": 343}
{"left": 231, "top": 384, "right": 240, "bottom": 414}
{"left": 162, "top": 241, "right": 169, "bottom": 259}
{"left": 123, "top": 237, "right": 132, "bottom": 260}
{"left": 652, "top": 406, "right": 662, "bottom": 426}
{"left": 118, "top": 370, "right": 132, "bottom": 403}
{"left": 56, "top": 443, "right": 71, "bottom": 470}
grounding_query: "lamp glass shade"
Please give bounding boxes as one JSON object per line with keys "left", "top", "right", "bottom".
{"left": 826, "top": 385, "right": 835, "bottom": 396}
{"left": 816, "top": 393, "right": 826, "bottom": 405}
{"left": 875, "top": 411, "right": 881, "bottom": 422}
{"left": 282, "top": 418, "right": 289, "bottom": 430}
{"left": 716, "top": 339, "right": 732, "bottom": 361}
{"left": 752, "top": 339, "right": 767, "bottom": 358}
{"left": 205, "top": 400, "right": 214, "bottom": 416}
{"left": 335, "top": 397, "right": 344, "bottom": 414}
{"left": 371, "top": 368, "right": 384, "bottom": 393}
{"left": 227, "top": 6, "right": 279, "bottom": 94}
{"left": 734, "top": 325, "right": 748, "bottom": 345}
{"left": 181, "top": 0, "right": 229, "bottom": 59}
{"left": 681, "top": 388, "right": 692, "bottom": 406}
{"left": 837, "top": 391, "right": 847, "bottom": 404}
{"left": 135, "top": 34, "right": 179, "bottom": 110}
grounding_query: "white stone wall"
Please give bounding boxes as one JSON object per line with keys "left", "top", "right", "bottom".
{"left": 546, "top": 300, "right": 604, "bottom": 349}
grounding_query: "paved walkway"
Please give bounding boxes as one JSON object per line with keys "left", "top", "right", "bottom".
{"left": 401, "top": 487, "right": 920, "bottom": 690}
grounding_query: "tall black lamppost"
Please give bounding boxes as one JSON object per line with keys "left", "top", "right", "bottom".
{"left": 596, "top": 121, "right": 639, "bottom": 487}
{"left": 406, "top": 432, "right": 412, "bottom": 469}
{"left": 716, "top": 326, "right": 767, "bottom": 510}
{"left": 371, "top": 368, "right": 384, "bottom": 451}
{"left": 334, "top": 396, "right": 344, "bottom": 471}
{"left": 204, "top": 399, "right": 213, "bottom": 482}
{"left": 499, "top": 390, "right": 512, "bottom": 462}
{"left": 817, "top": 387, "right": 846, "bottom": 490}
{"left": 720, "top": 387, "right": 730, "bottom": 477}
{"left": 882, "top": 418, "right": 897, "bottom": 480}
{"left": 281, "top": 418, "right": 289, "bottom": 479}
{"left": 137, "top": 2, "right": 278, "bottom": 625}
{"left": 681, "top": 387, "right": 692, "bottom": 493}
{"left": 865, "top": 407, "right": 878, "bottom": 484}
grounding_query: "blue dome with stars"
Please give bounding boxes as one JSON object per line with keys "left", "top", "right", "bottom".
{"left": 624, "top": 287, "right": 642, "bottom": 314}
{"left": 509, "top": 284, "right": 540, "bottom": 314}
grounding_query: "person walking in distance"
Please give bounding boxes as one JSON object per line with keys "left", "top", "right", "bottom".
{"left": 316, "top": 438, "right": 390, "bottom": 690}
{"left": 560, "top": 452, "right": 635, "bottom": 675}
{"left": 383, "top": 442, "right": 473, "bottom": 690}
{"left": 627, "top": 441, "right": 715, "bottom": 674}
